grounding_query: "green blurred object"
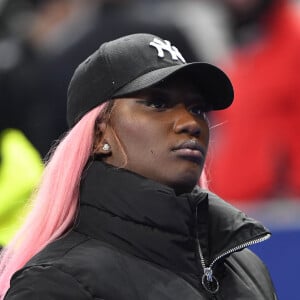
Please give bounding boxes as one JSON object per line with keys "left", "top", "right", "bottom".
{"left": 0, "top": 129, "right": 43, "bottom": 246}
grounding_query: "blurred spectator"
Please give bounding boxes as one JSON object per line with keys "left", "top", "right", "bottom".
{"left": 207, "top": 0, "right": 300, "bottom": 202}
{"left": 0, "top": 129, "right": 43, "bottom": 248}
{"left": 137, "top": 0, "right": 231, "bottom": 65}
{"left": 1, "top": 0, "right": 198, "bottom": 157}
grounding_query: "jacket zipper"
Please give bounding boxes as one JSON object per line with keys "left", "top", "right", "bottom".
{"left": 195, "top": 204, "right": 271, "bottom": 295}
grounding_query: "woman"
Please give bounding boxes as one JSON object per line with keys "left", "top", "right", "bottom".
{"left": 0, "top": 33, "right": 276, "bottom": 299}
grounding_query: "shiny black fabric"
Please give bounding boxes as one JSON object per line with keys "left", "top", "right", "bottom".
{"left": 5, "top": 161, "right": 277, "bottom": 299}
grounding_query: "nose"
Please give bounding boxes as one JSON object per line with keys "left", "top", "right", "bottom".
{"left": 173, "top": 105, "right": 202, "bottom": 137}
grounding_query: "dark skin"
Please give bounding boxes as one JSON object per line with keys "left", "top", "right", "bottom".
{"left": 94, "top": 75, "right": 210, "bottom": 194}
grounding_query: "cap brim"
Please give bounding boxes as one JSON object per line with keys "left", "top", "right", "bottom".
{"left": 113, "top": 62, "right": 234, "bottom": 110}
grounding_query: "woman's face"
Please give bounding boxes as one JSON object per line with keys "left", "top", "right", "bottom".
{"left": 97, "top": 75, "right": 210, "bottom": 194}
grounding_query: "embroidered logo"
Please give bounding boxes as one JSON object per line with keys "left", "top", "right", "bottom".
{"left": 149, "top": 38, "right": 186, "bottom": 63}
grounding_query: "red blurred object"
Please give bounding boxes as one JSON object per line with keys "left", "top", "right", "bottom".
{"left": 209, "top": 0, "right": 300, "bottom": 202}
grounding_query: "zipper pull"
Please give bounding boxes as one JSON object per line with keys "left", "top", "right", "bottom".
{"left": 201, "top": 267, "right": 219, "bottom": 294}
{"left": 204, "top": 267, "right": 213, "bottom": 282}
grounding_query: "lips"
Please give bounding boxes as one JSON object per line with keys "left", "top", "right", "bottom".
{"left": 172, "top": 140, "right": 205, "bottom": 164}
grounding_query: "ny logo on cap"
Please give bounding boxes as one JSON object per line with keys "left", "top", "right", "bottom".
{"left": 149, "top": 38, "right": 186, "bottom": 63}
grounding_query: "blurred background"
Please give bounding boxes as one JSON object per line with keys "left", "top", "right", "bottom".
{"left": 1, "top": 0, "right": 300, "bottom": 298}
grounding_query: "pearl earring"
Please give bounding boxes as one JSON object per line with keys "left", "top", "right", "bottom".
{"left": 102, "top": 143, "right": 111, "bottom": 151}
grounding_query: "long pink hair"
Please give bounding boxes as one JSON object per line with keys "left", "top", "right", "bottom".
{"left": 0, "top": 104, "right": 106, "bottom": 298}
{"left": 0, "top": 101, "right": 209, "bottom": 298}
{"left": 199, "top": 167, "right": 208, "bottom": 190}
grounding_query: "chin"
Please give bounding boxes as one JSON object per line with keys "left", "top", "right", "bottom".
{"left": 173, "top": 184, "right": 196, "bottom": 195}
{"left": 169, "top": 176, "right": 199, "bottom": 195}
{"left": 170, "top": 170, "right": 201, "bottom": 194}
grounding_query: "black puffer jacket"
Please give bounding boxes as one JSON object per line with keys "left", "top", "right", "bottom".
{"left": 4, "top": 161, "right": 277, "bottom": 299}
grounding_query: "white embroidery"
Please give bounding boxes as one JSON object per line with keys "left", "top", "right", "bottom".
{"left": 149, "top": 38, "right": 186, "bottom": 63}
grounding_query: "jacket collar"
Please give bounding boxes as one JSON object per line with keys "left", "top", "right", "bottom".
{"left": 75, "top": 160, "right": 270, "bottom": 278}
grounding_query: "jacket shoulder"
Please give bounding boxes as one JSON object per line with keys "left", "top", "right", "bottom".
{"left": 226, "top": 248, "right": 277, "bottom": 298}
{"left": 5, "top": 265, "right": 94, "bottom": 299}
{"left": 6, "top": 231, "right": 110, "bottom": 299}
{"left": 18, "top": 231, "right": 205, "bottom": 300}
{"left": 13, "top": 231, "right": 150, "bottom": 299}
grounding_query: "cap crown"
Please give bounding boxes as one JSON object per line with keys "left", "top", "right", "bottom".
{"left": 67, "top": 33, "right": 185, "bottom": 127}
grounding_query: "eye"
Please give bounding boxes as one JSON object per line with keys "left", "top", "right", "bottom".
{"left": 144, "top": 98, "right": 168, "bottom": 109}
{"left": 189, "top": 104, "right": 208, "bottom": 117}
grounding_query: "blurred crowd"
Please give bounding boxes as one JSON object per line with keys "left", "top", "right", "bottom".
{"left": 1, "top": 0, "right": 300, "bottom": 247}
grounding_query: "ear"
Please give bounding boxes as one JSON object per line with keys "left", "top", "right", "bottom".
{"left": 93, "top": 122, "right": 112, "bottom": 155}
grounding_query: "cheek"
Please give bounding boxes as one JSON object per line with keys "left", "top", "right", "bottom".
{"left": 113, "top": 115, "right": 160, "bottom": 158}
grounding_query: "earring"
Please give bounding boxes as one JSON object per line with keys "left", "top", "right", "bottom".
{"left": 102, "top": 143, "right": 111, "bottom": 151}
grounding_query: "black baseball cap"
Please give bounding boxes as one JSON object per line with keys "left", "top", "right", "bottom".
{"left": 67, "top": 33, "right": 234, "bottom": 127}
